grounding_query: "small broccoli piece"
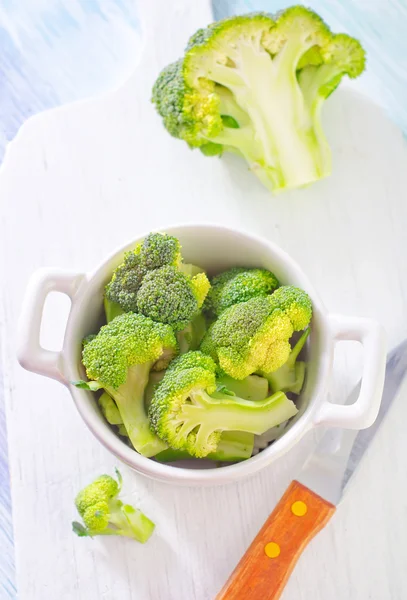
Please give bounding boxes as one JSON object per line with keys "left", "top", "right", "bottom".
{"left": 105, "top": 233, "right": 210, "bottom": 330}
{"left": 104, "top": 297, "right": 125, "bottom": 323}
{"left": 105, "top": 249, "right": 146, "bottom": 313}
{"left": 201, "top": 286, "right": 312, "bottom": 379}
{"left": 74, "top": 312, "right": 178, "bottom": 457}
{"left": 155, "top": 431, "right": 254, "bottom": 463}
{"left": 149, "top": 351, "right": 297, "bottom": 458}
{"left": 141, "top": 232, "right": 182, "bottom": 270}
{"left": 200, "top": 297, "right": 293, "bottom": 379}
{"left": 117, "top": 424, "right": 128, "bottom": 437}
{"left": 152, "top": 8, "right": 365, "bottom": 193}
{"left": 136, "top": 266, "right": 210, "bottom": 331}
{"left": 264, "top": 328, "right": 310, "bottom": 394}
{"left": 72, "top": 470, "right": 155, "bottom": 543}
{"left": 105, "top": 232, "right": 182, "bottom": 312}
{"left": 216, "top": 374, "right": 269, "bottom": 401}
{"left": 270, "top": 286, "right": 312, "bottom": 331}
{"left": 98, "top": 392, "right": 123, "bottom": 425}
{"left": 205, "top": 267, "right": 279, "bottom": 316}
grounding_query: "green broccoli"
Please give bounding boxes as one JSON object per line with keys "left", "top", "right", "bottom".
{"left": 149, "top": 351, "right": 297, "bottom": 458}
{"left": 104, "top": 233, "right": 210, "bottom": 330}
{"left": 205, "top": 267, "right": 279, "bottom": 316}
{"left": 200, "top": 286, "right": 312, "bottom": 379}
{"left": 74, "top": 312, "right": 178, "bottom": 457}
{"left": 152, "top": 7, "right": 365, "bottom": 193}
{"left": 270, "top": 286, "right": 312, "bottom": 331}
{"left": 101, "top": 377, "right": 255, "bottom": 462}
{"left": 155, "top": 431, "right": 254, "bottom": 463}
{"left": 216, "top": 374, "right": 269, "bottom": 401}
{"left": 136, "top": 265, "right": 210, "bottom": 331}
{"left": 98, "top": 391, "right": 123, "bottom": 425}
{"left": 72, "top": 470, "right": 155, "bottom": 543}
{"left": 104, "top": 297, "right": 125, "bottom": 323}
{"left": 264, "top": 328, "right": 309, "bottom": 394}
{"left": 105, "top": 232, "right": 182, "bottom": 312}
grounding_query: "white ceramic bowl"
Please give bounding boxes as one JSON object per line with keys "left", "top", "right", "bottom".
{"left": 17, "top": 224, "right": 386, "bottom": 485}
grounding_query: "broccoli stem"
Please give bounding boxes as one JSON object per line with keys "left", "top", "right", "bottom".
{"left": 98, "top": 391, "right": 123, "bottom": 425}
{"left": 155, "top": 431, "right": 254, "bottom": 462}
{"left": 90, "top": 500, "right": 155, "bottom": 543}
{"left": 104, "top": 297, "right": 125, "bottom": 323}
{"left": 179, "top": 390, "right": 297, "bottom": 436}
{"left": 207, "top": 39, "right": 330, "bottom": 192}
{"left": 216, "top": 374, "right": 269, "bottom": 401}
{"left": 106, "top": 362, "right": 167, "bottom": 457}
{"left": 264, "top": 329, "right": 309, "bottom": 394}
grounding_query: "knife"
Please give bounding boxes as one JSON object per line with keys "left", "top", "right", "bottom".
{"left": 217, "top": 340, "right": 407, "bottom": 600}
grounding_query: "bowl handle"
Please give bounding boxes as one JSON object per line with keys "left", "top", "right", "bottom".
{"left": 17, "top": 269, "right": 86, "bottom": 385}
{"left": 314, "top": 314, "right": 387, "bottom": 430}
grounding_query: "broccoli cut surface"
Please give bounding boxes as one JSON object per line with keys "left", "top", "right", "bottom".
{"left": 152, "top": 7, "right": 365, "bottom": 193}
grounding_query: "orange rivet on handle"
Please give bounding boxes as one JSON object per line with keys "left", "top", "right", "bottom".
{"left": 291, "top": 501, "right": 307, "bottom": 517}
{"left": 264, "top": 542, "right": 280, "bottom": 558}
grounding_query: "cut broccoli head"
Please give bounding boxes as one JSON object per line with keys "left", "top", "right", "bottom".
{"left": 270, "top": 286, "right": 312, "bottom": 331}
{"left": 205, "top": 267, "right": 279, "bottom": 316}
{"left": 77, "top": 313, "right": 177, "bottom": 456}
{"left": 149, "top": 351, "right": 298, "bottom": 458}
{"left": 73, "top": 470, "right": 155, "bottom": 543}
{"left": 104, "top": 233, "right": 210, "bottom": 330}
{"left": 152, "top": 7, "right": 365, "bottom": 193}
{"left": 200, "top": 286, "right": 312, "bottom": 379}
{"left": 105, "top": 232, "right": 182, "bottom": 312}
{"left": 201, "top": 296, "right": 293, "bottom": 379}
{"left": 140, "top": 232, "right": 182, "bottom": 270}
{"left": 136, "top": 266, "right": 210, "bottom": 331}
{"left": 105, "top": 249, "right": 146, "bottom": 313}
{"left": 82, "top": 312, "right": 177, "bottom": 389}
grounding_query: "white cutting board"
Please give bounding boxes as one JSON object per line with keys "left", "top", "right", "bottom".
{"left": 1, "top": 1, "right": 407, "bottom": 599}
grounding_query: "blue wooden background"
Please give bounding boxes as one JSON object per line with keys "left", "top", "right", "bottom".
{"left": 1, "top": 1, "right": 406, "bottom": 596}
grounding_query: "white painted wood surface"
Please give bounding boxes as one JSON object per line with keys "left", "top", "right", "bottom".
{"left": 1, "top": 1, "right": 407, "bottom": 598}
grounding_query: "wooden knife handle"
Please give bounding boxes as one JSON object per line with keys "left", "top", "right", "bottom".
{"left": 216, "top": 480, "right": 336, "bottom": 600}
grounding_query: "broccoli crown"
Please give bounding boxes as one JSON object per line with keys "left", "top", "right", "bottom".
{"left": 73, "top": 470, "right": 155, "bottom": 542}
{"left": 269, "top": 286, "right": 312, "bottom": 331}
{"left": 82, "top": 312, "right": 177, "bottom": 389}
{"left": 75, "top": 474, "right": 120, "bottom": 532}
{"left": 152, "top": 7, "right": 365, "bottom": 193}
{"left": 136, "top": 266, "right": 210, "bottom": 331}
{"left": 149, "top": 350, "right": 298, "bottom": 457}
{"left": 206, "top": 267, "right": 279, "bottom": 315}
{"left": 105, "top": 233, "right": 181, "bottom": 311}
{"left": 141, "top": 232, "right": 182, "bottom": 270}
{"left": 200, "top": 286, "right": 312, "bottom": 379}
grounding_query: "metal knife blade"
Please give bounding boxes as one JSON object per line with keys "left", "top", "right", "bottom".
{"left": 298, "top": 340, "right": 407, "bottom": 505}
